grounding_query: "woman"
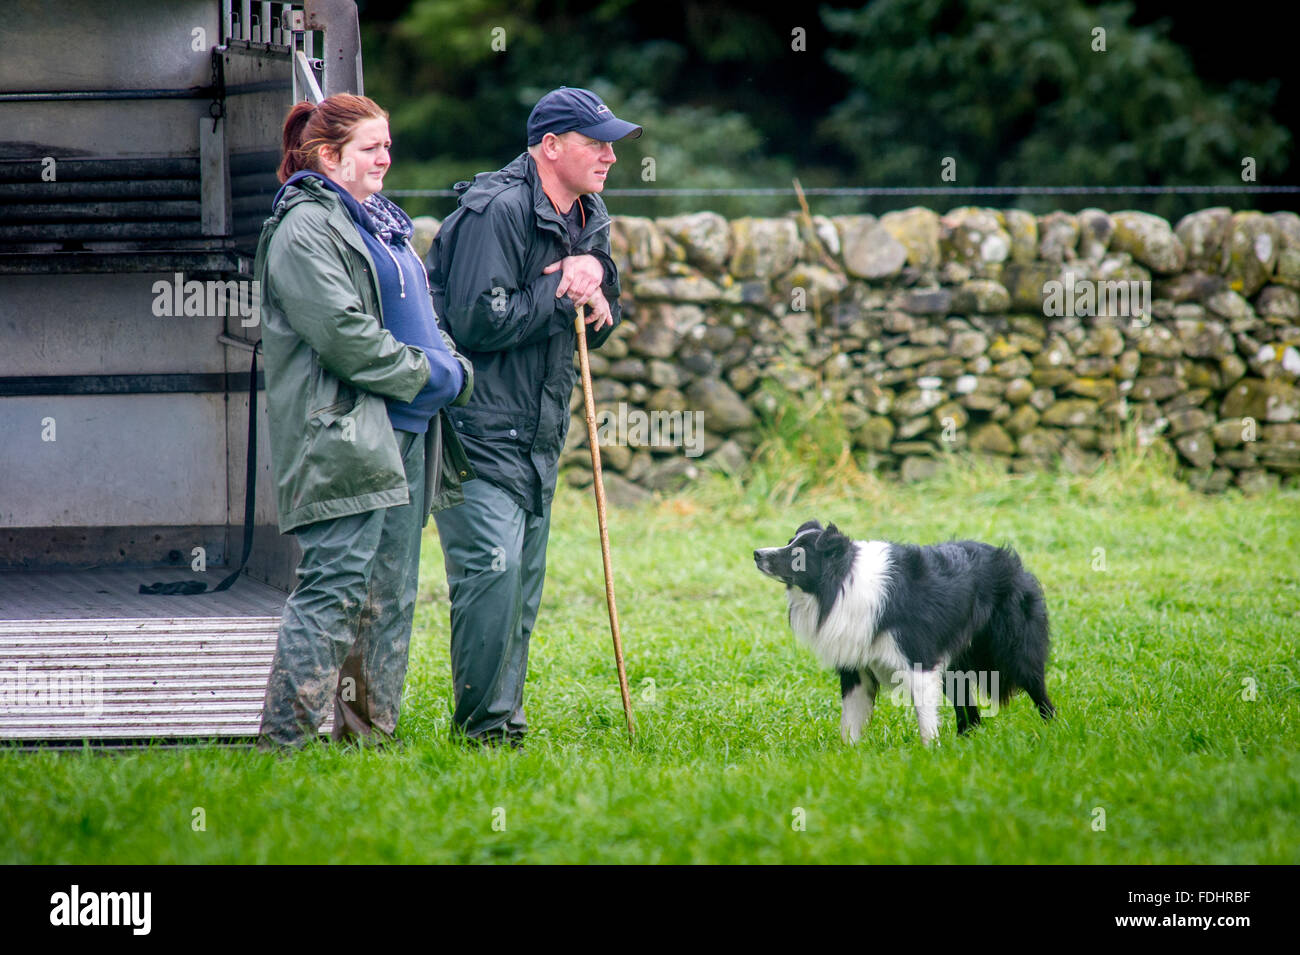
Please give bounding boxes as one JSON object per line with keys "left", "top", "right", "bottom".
{"left": 254, "top": 94, "right": 474, "bottom": 749}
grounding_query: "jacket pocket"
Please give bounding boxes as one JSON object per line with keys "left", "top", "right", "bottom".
{"left": 296, "top": 392, "right": 406, "bottom": 511}
{"left": 310, "top": 398, "right": 353, "bottom": 427}
{"left": 448, "top": 408, "right": 534, "bottom": 444}
{"left": 307, "top": 355, "right": 357, "bottom": 425}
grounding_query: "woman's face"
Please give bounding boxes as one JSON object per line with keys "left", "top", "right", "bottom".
{"left": 323, "top": 117, "right": 391, "bottom": 202}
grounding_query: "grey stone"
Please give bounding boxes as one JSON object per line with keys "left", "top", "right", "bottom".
{"left": 1004, "top": 209, "right": 1038, "bottom": 264}
{"left": 969, "top": 422, "right": 1015, "bottom": 454}
{"left": 1175, "top": 432, "right": 1216, "bottom": 468}
{"left": 940, "top": 207, "right": 1012, "bottom": 267}
{"left": 602, "top": 472, "right": 653, "bottom": 507}
{"left": 1174, "top": 208, "right": 1231, "bottom": 270}
{"left": 952, "top": 279, "right": 1011, "bottom": 314}
{"left": 686, "top": 378, "right": 757, "bottom": 433}
{"left": 1130, "top": 377, "right": 1185, "bottom": 402}
{"left": 1037, "top": 211, "right": 1079, "bottom": 263}
{"left": 879, "top": 208, "right": 942, "bottom": 270}
{"left": 643, "top": 457, "right": 701, "bottom": 492}
{"left": 1220, "top": 211, "right": 1279, "bottom": 297}
{"left": 657, "top": 211, "right": 732, "bottom": 271}
{"left": 409, "top": 216, "right": 441, "bottom": 262}
{"left": 1204, "top": 290, "right": 1255, "bottom": 324}
{"left": 1041, "top": 399, "right": 1100, "bottom": 428}
{"left": 855, "top": 417, "right": 896, "bottom": 452}
{"left": 1111, "top": 211, "right": 1187, "bottom": 273}
{"left": 1077, "top": 208, "right": 1115, "bottom": 260}
{"left": 606, "top": 358, "right": 647, "bottom": 382}
{"left": 706, "top": 439, "right": 750, "bottom": 475}
{"left": 729, "top": 217, "right": 802, "bottom": 279}
{"left": 1219, "top": 378, "right": 1300, "bottom": 422}
{"left": 1256, "top": 285, "right": 1300, "bottom": 320}
{"left": 1167, "top": 408, "right": 1214, "bottom": 437}
{"left": 837, "top": 216, "right": 908, "bottom": 280}
{"left": 631, "top": 274, "right": 728, "bottom": 303}
{"left": 897, "top": 288, "right": 953, "bottom": 315}
{"left": 611, "top": 217, "right": 667, "bottom": 271}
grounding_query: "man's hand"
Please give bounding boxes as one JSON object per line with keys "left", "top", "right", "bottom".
{"left": 581, "top": 287, "right": 614, "bottom": 332}
{"left": 543, "top": 254, "right": 604, "bottom": 306}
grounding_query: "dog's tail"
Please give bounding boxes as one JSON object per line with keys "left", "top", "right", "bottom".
{"left": 985, "top": 558, "right": 1054, "bottom": 720}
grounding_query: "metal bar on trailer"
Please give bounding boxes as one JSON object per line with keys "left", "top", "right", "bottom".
{"left": 295, "top": 49, "right": 323, "bottom": 104}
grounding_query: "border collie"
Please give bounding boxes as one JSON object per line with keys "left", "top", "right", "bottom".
{"left": 754, "top": 521, "right": 1054, "bottom": 745}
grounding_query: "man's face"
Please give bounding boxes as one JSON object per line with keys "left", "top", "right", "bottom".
{"left": 549, "top": 131, "right": 616, "bottom": 196}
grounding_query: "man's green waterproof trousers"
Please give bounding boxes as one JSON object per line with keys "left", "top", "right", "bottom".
{"left": 433, "top": 477, "right": 552, "bottom": 744}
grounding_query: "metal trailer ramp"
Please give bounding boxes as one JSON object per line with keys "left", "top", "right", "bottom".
{"left": 0, "top": 569, "right": 332, "bottom": 742}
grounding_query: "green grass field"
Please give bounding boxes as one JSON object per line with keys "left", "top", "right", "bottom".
{"left": 3, "top": 444, "right": 1298, "bottom": 864}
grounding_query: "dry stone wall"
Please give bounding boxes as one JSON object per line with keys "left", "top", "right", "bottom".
{"left": 413, "top": 206, "right": 1300, "bottom": 501}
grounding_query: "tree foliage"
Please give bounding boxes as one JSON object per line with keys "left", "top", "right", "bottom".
{"left": 820, "top": 0, "right": 1289, "bottom": 214}
{"left": 359, "top": 0, "right": 1291, "bottom": 219}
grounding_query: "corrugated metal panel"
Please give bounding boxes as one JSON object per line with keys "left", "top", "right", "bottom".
{"left": 0, "top": 570, "right": 334, "bottom": 741}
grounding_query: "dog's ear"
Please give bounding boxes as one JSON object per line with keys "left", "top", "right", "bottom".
{"left": 795, "top": 519, "right": 823, "bottom": 535}
{"left": 817, "top": 523, "right": 849, "bottom": 553}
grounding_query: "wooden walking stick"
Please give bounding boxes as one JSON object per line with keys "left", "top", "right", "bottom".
{"left": 574, "top": 303, "right": 635, "bottom": 740}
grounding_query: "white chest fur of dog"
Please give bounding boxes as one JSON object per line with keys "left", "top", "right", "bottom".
{"left": 786, "top": 541, "right": 910, "bottom": 676}
{"left": 785, "top": 540, "right": 943, "bottom": 745}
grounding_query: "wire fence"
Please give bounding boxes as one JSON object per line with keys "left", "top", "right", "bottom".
{"left": 387, "top": 184, "right": 1300, "bottom": 198}
{"left": 386, "top": 183, "right": 1300, "bottom": 222}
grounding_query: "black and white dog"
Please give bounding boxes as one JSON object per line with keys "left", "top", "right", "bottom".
{"left": 754, "top": 521, "right": 1054, "bottom": 745}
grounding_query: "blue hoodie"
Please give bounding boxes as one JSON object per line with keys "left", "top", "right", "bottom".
{"left": 274, "top": 170, "right": 464, "bottom": 433}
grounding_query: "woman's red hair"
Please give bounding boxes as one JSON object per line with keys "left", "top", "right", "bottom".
{"left": 277, "top": 93, "right": 389, "bottom": 183}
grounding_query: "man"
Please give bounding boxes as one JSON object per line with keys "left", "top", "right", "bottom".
{"left": 426, "top": 87, "right": 641, "bottom": 746}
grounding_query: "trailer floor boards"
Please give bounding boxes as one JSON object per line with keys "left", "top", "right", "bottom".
{"left": 0, "top": 568, "right": 337, "bottom": 742}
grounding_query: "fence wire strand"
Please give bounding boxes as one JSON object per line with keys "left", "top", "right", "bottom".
{"left": 387, "top": 184, "right": 1300, "bottom": 198}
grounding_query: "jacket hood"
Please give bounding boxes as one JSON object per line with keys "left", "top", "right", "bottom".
{"left": 452, "top": 153, "right": 533, "bottom": 213}
{"left": 271, "top": 169, "right": 333, "bottom": 212}
{"left": 270, "top": 171, "right": 413, "bottom": 243}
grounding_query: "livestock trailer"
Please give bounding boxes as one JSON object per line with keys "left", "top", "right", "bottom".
{"left": 0, "top": 0, "right": 365, "bottom": 741}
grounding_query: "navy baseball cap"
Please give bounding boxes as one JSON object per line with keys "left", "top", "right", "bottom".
{"left": 527, "top": 87, "right": 642, "bottom": 146}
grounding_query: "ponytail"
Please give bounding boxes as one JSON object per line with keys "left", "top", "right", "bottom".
{"left": 277, "top": 101, "right": 318, "bottom": 182}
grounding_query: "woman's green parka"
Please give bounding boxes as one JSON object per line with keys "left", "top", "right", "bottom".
{"left": 254, "top": 175, "right": 475, "bottom": 534}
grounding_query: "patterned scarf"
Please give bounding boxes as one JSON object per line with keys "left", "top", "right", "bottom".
{"left": 362, "top": 192, "right": 412, "bottom": 247}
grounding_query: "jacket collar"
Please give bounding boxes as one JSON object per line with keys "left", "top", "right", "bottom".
{"left": 266, "top": 173, "right": 379, "bottom": 287}
{"left": 274, "top": 171, "right": 413, "bottom": 243}
{"left": 453, "top": 152, "right": 610, "bottom": 248}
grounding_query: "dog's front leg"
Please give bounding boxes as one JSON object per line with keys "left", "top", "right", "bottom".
{"left": 840, "top": 668, "right": 878, "bottom": 744}
{"left": 901, "top": 666, "right": 944, "bottom": 745}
